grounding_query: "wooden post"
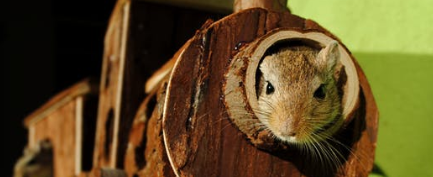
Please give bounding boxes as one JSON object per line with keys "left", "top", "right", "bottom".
{"left": 234, "top": 0, "right": 288, "bottom": 12}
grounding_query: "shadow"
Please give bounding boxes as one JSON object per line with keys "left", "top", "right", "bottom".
{"left": 371, "top": 163, "right": 388, "bottom": 177}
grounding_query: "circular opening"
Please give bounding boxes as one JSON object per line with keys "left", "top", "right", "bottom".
{"left": 254, "top": 38, "right": 324, "bottom": 99}
{"left": 245, "top": 30, "right": 359, "bottom": 122}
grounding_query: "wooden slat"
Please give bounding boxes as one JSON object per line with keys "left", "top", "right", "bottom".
{"left": 24, "top": 78, "right": 96, "bottom": 127}
{"left": 32, "top": 100, "right": 77, "bottom": 177}
{"left": 93, "top": 0, "right": 131, "bottom": 168}
{"left": 75, "top": 96, "right": 83, "bottom": 176}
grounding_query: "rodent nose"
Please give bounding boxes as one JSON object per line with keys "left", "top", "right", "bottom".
{"left": 288, "top": 132, "right": 296, "bottom": 136}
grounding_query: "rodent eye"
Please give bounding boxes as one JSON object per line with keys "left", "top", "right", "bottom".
{"left": 266, "top": 81, "right": 275, "bottom": 95}
{"left": 314, "top": 84, "right": 326, "bottom": 99}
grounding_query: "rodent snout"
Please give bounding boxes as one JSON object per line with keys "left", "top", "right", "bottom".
{"left": 280, "top": 130, "right": 296, "bottom": 137}
{"left": 277, "top": 119, "right": 298, "bottom": 137}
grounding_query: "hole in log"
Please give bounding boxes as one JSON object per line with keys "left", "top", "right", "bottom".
{"left": 145, "top": 94, "right": 157, "bottom": 119}
{"left": 104, "top": 108, "right": 115, "bottom": 158}
{"left": 263, "top": 38, "right": 322, "bottom": 57}
{"left": 134, "top": 140, "right": 147, "bottom": 170}
{"left": 224, "top": 30, "right": 359, "bottom": 149}
{"left": 133, "top": 93, "right": 157, "bottom": 170}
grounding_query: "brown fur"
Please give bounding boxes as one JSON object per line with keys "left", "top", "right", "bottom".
{"left": 257, "top": 43, "right": 342, "bottom": 144}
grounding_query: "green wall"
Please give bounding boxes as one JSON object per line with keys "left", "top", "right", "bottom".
{"left": 289, "top": 1, "right": 433, "bottom": 177}
{"left": 290, "top": 0, "right": 433, "bottom": 54}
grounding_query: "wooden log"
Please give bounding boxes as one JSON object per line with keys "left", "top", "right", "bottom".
{"left": 158, "top": 8, "right": 378, "bottom": 177}
{"left": 123, "top": 21, "right": 215, "bottom": 177}
{"left": 124, "top": 80, "right": 176, "bottom": 177}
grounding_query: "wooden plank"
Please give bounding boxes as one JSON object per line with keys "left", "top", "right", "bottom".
{"left": 75, "top": 96, "right": 83, "bottom": 176}
{"left": 32, "top": 100, "right": 77, "bottom": 177}
{"left": 93, "top": 0, "right": 131, "bottom": 168}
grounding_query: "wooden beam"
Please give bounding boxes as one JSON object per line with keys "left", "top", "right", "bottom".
{"left": 234, "top": 0, "right": 288, "bottom": 12}
{"left": 23, "top": 78, "right": 97, "bottom": 128}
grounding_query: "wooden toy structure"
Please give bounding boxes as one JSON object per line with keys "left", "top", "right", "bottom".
{"left": 15, "top": 0, "right": 378, "bottom": 177}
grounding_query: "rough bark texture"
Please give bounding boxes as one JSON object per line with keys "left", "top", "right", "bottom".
{"left": 92, "top": 0, "right": 226, "bottom": 171}
{"left": 159, "top": 8, "right": 378, "bottom": 177}
{"left": 124, "top": 80, "right": 176, "bottom": 177}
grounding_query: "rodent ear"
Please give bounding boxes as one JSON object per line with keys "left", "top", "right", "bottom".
{"left": 317, "top": 40, "right": 340, "bottom": 72}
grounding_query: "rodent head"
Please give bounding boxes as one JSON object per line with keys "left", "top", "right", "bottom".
{"left": 256, "top": 41, "right": 342, "bottom": 144}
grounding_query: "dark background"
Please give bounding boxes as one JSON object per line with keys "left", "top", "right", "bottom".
{"left": 1, "top": 0, "right": 117, "bottom": 174}
{"left": 1, "top": 0, "right": 225, "bottom": 175}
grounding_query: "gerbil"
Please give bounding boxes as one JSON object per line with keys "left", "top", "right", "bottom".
{"left": 256, "top": 41, "right": 342, "bottom": 145}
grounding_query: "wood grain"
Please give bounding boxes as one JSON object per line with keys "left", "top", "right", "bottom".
{"left": 24, "top": 79, "right": 98, "bottom": 177}
{"left": 160, "top": 8, "right": 377, "bottom": 177}
{"left": 93, "top": 0, "right": 226, "bottom": 170}
{"left": 234, "top": 0, "right": 288, "bottom": 12}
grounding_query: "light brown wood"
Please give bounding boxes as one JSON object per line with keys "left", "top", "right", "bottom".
{"left": 145, "top": 39, "right": 192, "bottom": 94}
{"left": 93, "top": 0, "right": 132, "bottom": 168}
{"left": 234, "top": 0, "right": 288, "bottom": 12}
{"left": 24, "top": 78, "right": 96, "bottom": 128}
{"left": 22, "top": 78, "right": 98, "bottom": 177}
{"left": 32, "top": 100, "right": 77, "bottom": 177}
{"left": 75, "top": 96, "right": 84, "bottom": 176}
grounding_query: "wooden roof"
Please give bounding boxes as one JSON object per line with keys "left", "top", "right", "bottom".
{"left": 24, "top": 78, "right": 98, "bottom": 127}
